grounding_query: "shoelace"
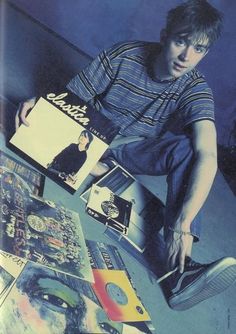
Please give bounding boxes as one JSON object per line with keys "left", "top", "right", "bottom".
{"left": 185, "top": 257, "right": 207, "bottom": 269}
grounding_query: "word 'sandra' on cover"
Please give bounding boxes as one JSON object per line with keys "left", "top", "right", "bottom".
{"left": 9, "top": 90, "right": 119, "bottom": 193}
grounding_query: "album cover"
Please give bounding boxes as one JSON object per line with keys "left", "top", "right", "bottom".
{"left": 0, "top": 149, "right": 45, "bottom": 196}
{"left": 86, "top": 184, "right": 132, "bottom": 235}
{"left": 86, "top": 239, "right": 126, "bottom": 271}
{"left": 81, "top": 165, "right": 165, "bottom": 252}
{"left": 0, "top": 260, "right": 153, "bottom": 334}
{"left": 9, "top": 89, "right": 119, "bottom": 193}
{"left": 92, "top": 268, "right": 151, "bottom": 322}
{"left": 86, "top": 240, "right": 155, "bottom": 332}
{"left": 0, "top": 251, "right": 27, "bottom": 306}
{"left": 0, "top": 166, "right": 94, "bottom": 282}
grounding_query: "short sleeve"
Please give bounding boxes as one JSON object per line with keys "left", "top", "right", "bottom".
{"left": 178, "top": 78, "right": 215, "bottom": 128}
{"left": 66, "top": 50, "right": 114, "bottom": 102}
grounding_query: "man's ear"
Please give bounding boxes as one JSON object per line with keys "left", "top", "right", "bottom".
{"left": 160, "top": 29, "right": 168, "bottom": 45}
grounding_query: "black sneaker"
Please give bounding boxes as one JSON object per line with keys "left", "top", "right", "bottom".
{"left": 167, "top": 257, "right": 236, "bottom": 311}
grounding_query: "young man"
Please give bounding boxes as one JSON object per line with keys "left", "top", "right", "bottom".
{"left": 17, "top": 0, "right": 236, "bottom": 310}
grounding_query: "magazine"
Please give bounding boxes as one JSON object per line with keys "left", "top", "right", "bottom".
{"left": 0, "top": 241, "right": 154, "bottom": 334}
{"left": 9, "top": 89, "right": 119, "bottom": 193}
{"left": 0, "top": 149, "right": 45, "bottom": 196}
{"left": 86, "top": 184, "right": 132, "bottom": 235}
{"left": 0, "top": 166, "right": 94, "bottom": 282}
{"left": 81, "top": 164, "right": 165, "bottom": 253}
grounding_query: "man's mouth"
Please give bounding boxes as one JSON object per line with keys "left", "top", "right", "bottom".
{"left": 173, "top": 62, "right": 187, "bottom": 70}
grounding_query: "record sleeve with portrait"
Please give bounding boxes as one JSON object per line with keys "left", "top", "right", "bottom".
{"left": 9, "top": 90, "right": 119, "bottom": 193}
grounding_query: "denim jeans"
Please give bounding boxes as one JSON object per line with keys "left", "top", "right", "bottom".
{"left": 103, "top": 132, "right": 201, "bottom": 241}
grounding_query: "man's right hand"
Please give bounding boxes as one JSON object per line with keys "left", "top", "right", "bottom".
{"left": 15, "top": 97, "right": 37, "bottom": 130}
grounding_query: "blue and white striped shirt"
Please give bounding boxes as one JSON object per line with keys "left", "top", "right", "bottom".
{"left": 67, "top": 41, "right": 214, "bottom": 137}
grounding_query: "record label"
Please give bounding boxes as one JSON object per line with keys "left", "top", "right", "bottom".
{"left": 105, "top": 282, "right": 128, "bottom": 305}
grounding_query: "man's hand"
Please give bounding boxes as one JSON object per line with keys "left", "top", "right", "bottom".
{"left": 15, "top": 97, "right": 36, "bottom": 130}
{"left": 166, "top": 227, "right": 193, "bottom": 273}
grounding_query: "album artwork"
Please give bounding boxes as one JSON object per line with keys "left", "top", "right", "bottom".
{"left": 0, "top": 149, "right": 45, "bottom": 196}
{"left": 81, "top": 165, "right": 165, "bottom": 252}
{"left": 92, "top": 269, "right": 151, "bottom": 322}
{"left": 0, "top": 167, "right": 94, "bottom": 282}
{"left": 86, "top": 240, "right": 155, "bottom": 332}
{"left": 86, "top": 184, "right": 132, "bottom": 235}
{"left": 9, "top": 89, "right": 119, "bottom": 193}
{"left": 0, "top": 252, "right": 26, "bottom": 306}
{"left": 0, "top": 260, "right": 153, "bottom": 334}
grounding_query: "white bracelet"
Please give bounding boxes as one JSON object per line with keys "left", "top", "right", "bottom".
{"left": 168, "top": 226, "right": 192, "bottom": 236}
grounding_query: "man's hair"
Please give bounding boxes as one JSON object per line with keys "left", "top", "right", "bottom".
{"left": 165, "top": 0, "right": 223, "bottom": 47}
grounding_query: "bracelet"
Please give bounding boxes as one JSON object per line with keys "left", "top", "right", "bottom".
{"left": 168, "top": 226, "right": 192, "bottom": 236}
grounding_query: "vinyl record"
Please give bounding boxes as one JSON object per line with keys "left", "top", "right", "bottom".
{"left": 92, "top": 269, "right": 150, "bottom": 322}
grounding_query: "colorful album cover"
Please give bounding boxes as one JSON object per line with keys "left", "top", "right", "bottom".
{"left": 81, "top": 165, "right": 165, "bottom": 252}
{"left": 86, "top": 184, "right": 132, "bottom": 235}
{"left": 86, "top": 240, "right": 155, "bottom": 333}
{"left": 0, "top": 167, "right": 94, "bottom": 282}
{"left": 9, "top": 89, "right": 119, "bottom": 193}
{"left": 92, "top": 268, "right": 151, "bottom": 322}
{"left": 0, "top": 252, "right": 154, "bottom": 333}
{"left": 0, "top": 149, "right": 45, "bottom": 196}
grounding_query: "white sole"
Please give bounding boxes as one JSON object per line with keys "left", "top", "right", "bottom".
{"left": 168, "top": 257, "right": 236, "bottom": 311}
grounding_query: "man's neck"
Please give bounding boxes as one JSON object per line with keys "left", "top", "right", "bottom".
{"left": 153, "top": 50, "right": 175, "bottom": 82}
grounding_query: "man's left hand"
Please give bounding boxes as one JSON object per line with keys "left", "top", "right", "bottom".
{"left": 166, "top": 229, "right": 193, "bottom": 273}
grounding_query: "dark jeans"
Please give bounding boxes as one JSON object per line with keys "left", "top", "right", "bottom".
{"left": 103, "top": 132, "right": 201, "bottom": 241}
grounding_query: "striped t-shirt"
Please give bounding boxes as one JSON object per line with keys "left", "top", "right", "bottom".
{"left": 67, "top": 41, "right": 215, "bottom": 137}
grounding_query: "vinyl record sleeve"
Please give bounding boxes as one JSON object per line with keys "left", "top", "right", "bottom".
{"left": 9, "top": 90, "right": 119, "bottom": 193}
{"left": 0, "top": 167, "right": 94, "bottom": 282}
{"left": 86, "top": 184, "right": 132, "bottom": 235}
{"left": 92, "top": 269, "right": 151, "bottom": 322}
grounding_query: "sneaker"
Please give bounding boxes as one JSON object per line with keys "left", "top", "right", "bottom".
{"left": 167, "top": 256, "right": 236, "bottom": 311}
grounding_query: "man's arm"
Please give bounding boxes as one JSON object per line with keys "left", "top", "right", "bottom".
{"left": 166, "top": 120, "right": 218, "bottom": 272}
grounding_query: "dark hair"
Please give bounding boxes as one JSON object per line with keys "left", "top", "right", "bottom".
{"left": 80, "top": 130, "right": 94, "bottom": 150}
{"left": 165, "top": 0, "right": 223, "bottom": 47}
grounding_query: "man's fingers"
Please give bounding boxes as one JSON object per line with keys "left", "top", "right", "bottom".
{"left": 179, "top": 248, "right": 186, "bottom": 273}
{"left": 20, "top": 103, "right": 30, "bottom": 126}
{"left": 15, "top": 97, "right": 36, "bottom": 130}
{"left": 166, "top": 242, "right": 177, "bottom": 271}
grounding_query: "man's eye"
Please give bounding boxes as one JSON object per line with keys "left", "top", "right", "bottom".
{"left": 195, "top": 46, "right": 206, "bottom": 53}
{"left": 175, "top": 39, "right": 185, "bottom": 46}
{"left": 41, "top": 293, "right": 69, "bottom": 309}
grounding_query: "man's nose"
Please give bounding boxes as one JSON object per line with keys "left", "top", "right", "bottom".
{"left": 179, "top": 46, "right": 192, "bottom": 61}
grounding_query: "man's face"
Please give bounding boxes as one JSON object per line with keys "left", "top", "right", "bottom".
{"left": 162, "top": 32, "right": 209, "bottom": 79}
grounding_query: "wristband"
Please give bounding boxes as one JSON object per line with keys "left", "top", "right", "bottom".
{"left": 168, "top": 226, "right": 192, "bottom": 236}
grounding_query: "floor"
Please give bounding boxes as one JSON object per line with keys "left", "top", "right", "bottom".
{"left": 1, "top": 115, "right": 236, "bottom": 333}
